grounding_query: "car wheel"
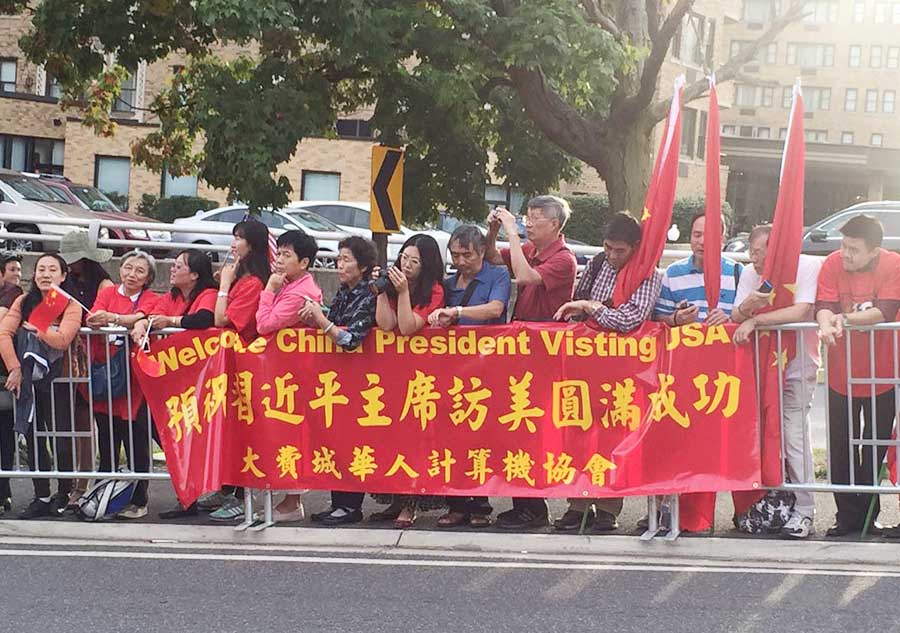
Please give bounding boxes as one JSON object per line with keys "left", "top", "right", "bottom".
{"left": 6, "top": 224, "right": 43, "bottom": 253}
{"left": 314, "top": 255, "right": 336, "bottom": 269}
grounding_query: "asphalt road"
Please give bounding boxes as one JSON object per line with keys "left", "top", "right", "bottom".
{"left": 3, "top": 540, "right": 900, "bottom": 633}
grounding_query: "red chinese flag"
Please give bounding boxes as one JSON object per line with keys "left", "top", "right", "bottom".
{"left": 134, "top": 347, "right": 162, "bottom": 378}
{"left": 26, "top": 288, "right": 68, "bottom": 333}
{"left": 734, "top": 82, "right": 805, "bottom": 512}
{"left": 613, "top": 77, "right": 684, "bottom": 306}
{"left": 703, "top": 78, "right": 722, "bottom": 310}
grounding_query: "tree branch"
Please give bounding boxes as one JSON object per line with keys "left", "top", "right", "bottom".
{"left": 645, "top": 0, "right": 660, "bottom": 39}
{"left": 580, "top": 0, "right": 621, "bottom": 40}
{"left": 647, "top": 0, "right": 806, "bottom": 122}
{"left": 612, "top": 0, "right": 694, "bottom": 125}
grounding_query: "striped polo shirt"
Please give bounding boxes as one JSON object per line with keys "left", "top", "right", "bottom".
{"left": 654, "top": 255, "right": 743, "bottom": 321}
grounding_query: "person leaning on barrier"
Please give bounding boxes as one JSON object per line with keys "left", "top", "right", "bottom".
{"left": 428, "top": 224, "right": 512, "bottom": 528}
{"left": 85, "top": 250, "right": 160, "bottom": 520}
{"left": 814, "top": 214, "right": 900, "bottom": 538}
{"left": 554, "top": 211, "right": 662, "bottom": 533}
{"left": 300, "top": 236, "right": 378, "bottom": 527}
{"left": 0, "top": 253, "right": 82, "bottom": 519}
{"left": 0, "top": 251, "right": 22, "bottom": 516}
{"left": 732, "top": 225, "right": 822, "bottom": 539}
{"left": 484, "top": 196, "right": 577, "bottom": 531}
{"left": 255, "top": 230, "right": 323, "bottom": 524}
{"left": 369, "top": 233, "right": 447, "bottom": 529}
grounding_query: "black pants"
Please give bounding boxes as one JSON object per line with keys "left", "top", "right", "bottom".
{"left": 447, "top": 496, "right": 493, "bottom": 515}
{"left": 511, "top": 497, "right": 548, "bottom": 516}
{"left": 331, "top": 490, "right": 364, "bottom": 510}
{"left": 828, "top": 388, "right": 896, "bottom": 527}
{"left": 27, "top": 381, "right": 74, "bottom": 499}
{"left": 96, "top": 407, "right": 152, "bottom": 507}
{"left": 0, "top": 406, "right": 14, "bottom": 500}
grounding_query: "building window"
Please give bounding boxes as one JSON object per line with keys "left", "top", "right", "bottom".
{"left": 853, "top": 0, "right": 866, "bottom": 22}
{"left": 845, "top": 88, "right": 858, "bottom": 111}
{"left": 884, "top": 90, "right": 896, "bottom": 113}
{"left": 680, "top": 108, "right": 698, "bottom": 157}
{"left": 757, "top": 127, "right": 771, "bottom": 139}
{"left": 0, "top": 59, "right": 16, "bottom": 93}
{"left": 803, "top": 87, "right": 831, "bottom": 111}
{"left": 841, "top": 131, "right": 855, "bottom": 144}
{"left": 673, "top": 12, "right": 709, "bottom": 66}
{"left": 335, "top": 118, "right": 374, "bottom": 139}
{"left": 735, "top": 84, "right": 773, "bottom": 107}
{"left": 779, "top": 127, "right": 788, "bottom": 139}
{"left": 894, "top": 1, "right": 900, "bottom": 22}
{"left": 805, "top": 129, "right": 828, "bottom": 143}
{"left": 162, "top": 169, "right": 198, "bottom": 198}
{"left": 875, "top": 1, "right": 888, "bottom": 22}
{"left": 112, "top": 71, "right": 136, "bottom": 113}
{"left": 782, "top": 86, "right": 793, "bottom": 108}
{"left": 849, "top": 45, "right": 862, "bottom": 67}
{"left": 888, "top": 47, "right": 900, "bottom": 68}
{"left": 45, "top": 75, "right": 61, "bottom": 99}
{"left": 730, "top": 40, "right": 777, "bottom": 63}
{"left": 94, "top": 156, "right": 131, "bottom": 202}
{"left": 803, "top": 1, "right": 838, "bottom": 22}
{"left": 866, "top": 89, "right": 879, "bottom": 112}
{"left": 871, "top": 133, "right": 884, "bottom": 146}
{"left": 786, "top": 43, "right": 835, "bottom": 66}
{"left": 0, "top": 134, "right": 64, "bottom": 174}
{"left": 743, "top": 0, "right": 779, "bottom": 23}
{"left": 739, "top": 125, "right": 754, "bottom": 138}
{"left": 871, "top": 46, "right": 883, "bottom": 67}
{"left": 301, "top": 171, "right": 341, "bottom": 200}
{"left": 722, "top": 125, "right": 737, "bottom": 136}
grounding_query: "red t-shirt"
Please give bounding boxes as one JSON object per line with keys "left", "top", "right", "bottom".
{"left": 389, "top": 282, "right": 445, "bottom": 330}
{"left": 227, "top": 274, "right": 265, "bottom": 340}
{"left": 501, "top": 237, "right": 577, "bottom": 321}
{"left": 153, "top": 287, "right": 217, "bottom": 317}
{"left": 89, "top": 285, "right": 160, "bottom": 419}
{"left": 816, "top": 249, "right": 900, "bottom": 396}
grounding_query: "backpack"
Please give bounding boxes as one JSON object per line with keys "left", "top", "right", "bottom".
{"left": 77, "top": 477, "right": 136, "bottom": 521}
{"left": 734, "top": 490, "right": 796, "bottom": 534}
{"left": 89, "top": 345, "right": 129, "bottom": 400}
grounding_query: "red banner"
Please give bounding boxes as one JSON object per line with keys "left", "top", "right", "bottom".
{"left": 135, "top": 322, "right": 761, "bottom": 507}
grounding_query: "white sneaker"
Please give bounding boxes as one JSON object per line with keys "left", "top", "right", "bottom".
{"left": 118, "top": 504, "right": 149, "bottom": 519}
{"left": 781, "top": 513, "right": 814, "bottom": 539}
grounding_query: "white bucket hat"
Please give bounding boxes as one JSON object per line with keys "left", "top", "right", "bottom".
{"left": 58, "top": 230, "right": 114, "bottom": 264}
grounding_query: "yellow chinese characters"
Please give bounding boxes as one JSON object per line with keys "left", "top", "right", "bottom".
{"left": 502, "top": 449, "right": 536, "bottom": 486}
{"left": 357, "top": 374, "right": 392, "bottom": 427}
{"left": 240, "top": 446, "right": 266, "bottom": 479}
{"left": 427, "top": 449, "right": 456, "bottom": 484}
{"left": 599, "top": 379, "right": 642, "bottom": 431}
{"left": 231, "top": 370, "right": 255, "bottom": 425}
{"left": 311, "top": 446, "right": 343, "bottom": 480}
{"left": 385, "top": 454, "right": 420, "bottom": 479}
{"left": 275, "top": 445, "right": 302, "bottom": 479}
{"left": 648, "top": 373, "right": 691, "bottom": 428}
{"left": 309, "top": 371, "right": 349, "bottom": 429}
{"left": 465, "top": 448, "right": 494, "bottom": 485}
{"left": 400, "top": 370, "right": 441, "bottom": 431}
{"left": 448, "top": 377, "right": 491, "bottom": 431}
{"left": 202, "top": 373, "right": 228, "bottom": 422}
{"left": 543, "top": 451, "right": 577, "bottom": 484}
{"left": 551, "top": 380, "right": 593, "bottom": 431}
{"left": 262, "top": 372, "right": 304, "bottom": 425}
{"left": 349, "top": 445, "right": 378, "bottom": 481}
{"left": 582, "top": 453, "right": 616, "bottom": 487}
{"left": 165, "top": 386, "right": 200, "bottom": 443}
{"left": 693, "top": 372, "right": 741, "bottom": 419}
{"left": 498, "top": 371, "right": 545, "bottom": 433}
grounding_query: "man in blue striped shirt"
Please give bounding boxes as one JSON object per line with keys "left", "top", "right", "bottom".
{"left": 654, "top": 213, "right": 742, "bottom": 327}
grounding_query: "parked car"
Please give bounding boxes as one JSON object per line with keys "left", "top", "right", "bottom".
{"left": 0, "top": 169, "right": 109, "bottom": 252}
{"left": 802, "top": 201, "right": 900, "bottom": 255}
{"left": 29, "top": 173, "right": 172, "bottom": 254}
{"left": 724, "top": 232, "right": 750, "bottom": 254}
{"left": 294, "top": 201, "right": 452, "bottom": 263}
{"left": 173, "top": 204, "right": 353, "bottom": 267}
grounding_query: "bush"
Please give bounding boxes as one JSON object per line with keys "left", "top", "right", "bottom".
{"left": 563, "top": 193, "right": 734, "bottom": 245}
{"left": 144, "top": 196, "right": 217, "bottom": 223}
{"left": 101, "top": 191, "right": 130, "bottom": 212}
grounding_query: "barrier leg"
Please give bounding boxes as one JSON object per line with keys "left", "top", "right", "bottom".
{"left": 640, "top": 496, "right": 661, "bottom": 541}
{"left": 664, "top": 495, "right": 681, "bottom": 541}
{"left": 234, "top": 488, "right": 254, "bottom": 532}
{"left": 250, "top": 490, "right": 274, "bottom": 531}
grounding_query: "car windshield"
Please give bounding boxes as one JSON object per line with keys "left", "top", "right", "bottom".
{"left": 70, "top": 186, "right": 121, "bottom": 212}
{"left": 286, "top": 211, "right": 343, "bottom": 233}
{"left": 0, "top": 175, "right": 59, "bottom": 202}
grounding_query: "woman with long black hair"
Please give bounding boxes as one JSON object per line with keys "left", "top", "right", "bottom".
{"left": 0, "top": 253, "right": 82, "bottom": 518}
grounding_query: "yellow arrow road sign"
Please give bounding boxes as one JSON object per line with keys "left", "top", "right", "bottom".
{"left": 370, "top": 145, "right": 404, "bottom": 233}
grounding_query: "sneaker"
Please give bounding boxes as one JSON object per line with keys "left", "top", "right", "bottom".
{"left": 0, "top": 497, "right": 11, "bottom": 517}
{"left": 197, "top": 490, "right": 228, "bottom": 511}
{"left": 19, "top": 498, "right": 51, "bottom": 519}
{"left": 209, "top": 496, "right": 244, "bottom": 522}
{"left": 781, "top": 513, "right": 814, "bottom": 539}
{"left": 320, "top": 506, "right": 363, "bottom": 526}
{"left": 496, "top": 508, "right": 549, "bottom": 530}
{"left": 49, "top": 493, "right": 68, "bottom": 517}
{"left": 553, "top": 508, "right": 595, "bottom": 531}
{"left": 118, "top": 504, "right": 149, "bottom": 520}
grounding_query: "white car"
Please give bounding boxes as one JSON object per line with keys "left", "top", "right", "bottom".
{"left": 291, "top": 201, "right": 452, "bottom": 263}
{"left": 172, "top": 204, "right": 352, "bottom": 266}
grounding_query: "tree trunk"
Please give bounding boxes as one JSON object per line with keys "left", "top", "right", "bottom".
{"left": 600, "top": 122, "right": 654, "bottom": 217}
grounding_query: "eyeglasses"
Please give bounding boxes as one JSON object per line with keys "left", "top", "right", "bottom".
{"left": 400, "top": 253, "right": 421, "bottom": 266}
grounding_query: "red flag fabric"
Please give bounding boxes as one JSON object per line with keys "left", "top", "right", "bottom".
{"left": 703, "top": 78, "right": 723, "bottom": 310}
{"left": 613, "top": 77, "right": 684, "bottom": 306}
{"left": 734, "top": 81, "right": 806, "bottom": 514}
{"left": 26, "top": 288, "right": 68, "bottom": 333}
{"left": 134, "top": 347, "right": 162, "bottom": 378}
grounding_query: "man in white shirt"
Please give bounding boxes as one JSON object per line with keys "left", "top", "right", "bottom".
{"left": 732, "top": 224, "right": 822, "bottom": 538}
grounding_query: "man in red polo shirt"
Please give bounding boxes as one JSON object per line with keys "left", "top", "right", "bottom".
{"left": 816, "top": 214, "right": 900, "bottom": 537}
{"left": 485, "top": 194, "right": 577, "bottom": 529}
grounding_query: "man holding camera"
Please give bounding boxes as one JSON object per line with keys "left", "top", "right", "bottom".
{"left": 483, "top": 195, "right": 577, "bottom": 530}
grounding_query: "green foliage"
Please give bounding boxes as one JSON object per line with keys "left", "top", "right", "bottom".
{"left": 563, "top": 194, "right": 735, "bottom": 246}
{"left": 147, "top": 196, "right": 217, "bottom": 224}
{"left": 101, "top": 190, "right": 129, "bottom": 211}
{"left": 137, "top": 193, "right": 159, "bottom": 216}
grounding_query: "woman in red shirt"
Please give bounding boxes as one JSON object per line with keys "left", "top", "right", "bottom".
{"left": 85, "top": 250, "right": 159, "bottom": 519}
{"left": 214, "top": 219, "right": 271, "bottom": 341}
{"left": 370, "top": 234, "right": 446, "bottom": 528}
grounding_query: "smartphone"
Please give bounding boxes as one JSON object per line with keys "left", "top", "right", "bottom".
{"left": 757, "top": 279, "right": 774, "bottom": 293}
{"left": 676, "top": 299, "right": 693, "bottom": 309}
{"left": 302, "top": 295, "right": 330, "bottom": 315}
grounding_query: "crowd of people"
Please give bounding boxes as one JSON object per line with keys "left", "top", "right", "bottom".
{"left": 0, "top": 196, "right": 897, "bottom": 540}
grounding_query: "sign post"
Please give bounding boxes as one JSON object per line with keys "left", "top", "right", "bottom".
{"left": 370, "top": 145, "right": 404, "bottom": 265}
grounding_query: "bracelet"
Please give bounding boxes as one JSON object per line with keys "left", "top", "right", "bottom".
{"left": 456, "top": 306, "right": 463, "bottom": 319}
{"left": 323, "top": 321, "right": 335, "bottom": 334}
{"left": 673, "top": 310, "right": 680, "bottom": 326}
{"left": 113, "top": 314, "right": 120, "bottom": 325}
{"left": 217, "top": 291, "right": 228, "bottom": 298}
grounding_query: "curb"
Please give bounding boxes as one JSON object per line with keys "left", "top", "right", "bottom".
{"left": 3, "top": 519, "right": 900, "bottom": 570}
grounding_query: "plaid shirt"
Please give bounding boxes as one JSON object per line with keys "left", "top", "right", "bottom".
{"left": 574, "top": 257, "right": 662, "bottom": 333}
{"left": 329, "top": 281, "right": 376, "bottom": 350}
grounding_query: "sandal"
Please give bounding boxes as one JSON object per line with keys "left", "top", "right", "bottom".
{"left": 393, "top": 509, "right": 417, "bottom": 529}
{"left": 370, "top": 502, "right": 404, "bottom": 522}
{"left": 468, "top": 513, "right": 492, "bottom": 528}
{"left": 437, "top": 511, "right": 468, "bottom": 527}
